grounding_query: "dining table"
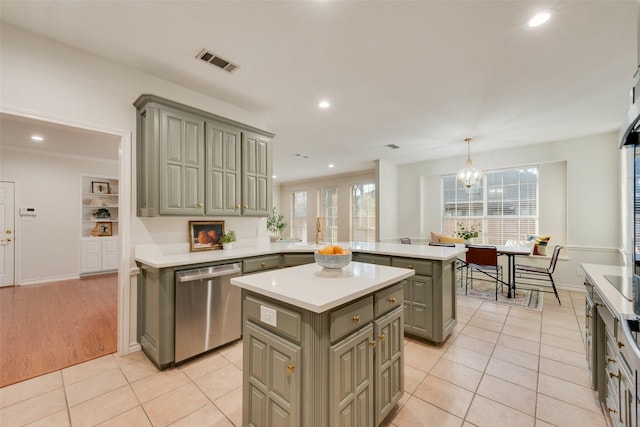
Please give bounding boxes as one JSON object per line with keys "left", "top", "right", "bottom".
{"left": 493, "top": 245, "right": 534, "bottom": 298}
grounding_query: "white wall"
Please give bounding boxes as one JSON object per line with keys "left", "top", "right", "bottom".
{"left": 375, "top": 160, "right": 398, "bottom": 242}
{"left": 278, "top": 171, "right": 376, "bottom": 242}
{"left": 394, "top": 131, "right": 622, "bottom": 289}
{"left": 1, "top": 148, "right": 118, "bottom": 283}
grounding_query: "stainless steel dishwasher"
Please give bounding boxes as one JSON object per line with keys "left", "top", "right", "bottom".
{"left": 174, "top": 263, "right": 242, "bottom": 363}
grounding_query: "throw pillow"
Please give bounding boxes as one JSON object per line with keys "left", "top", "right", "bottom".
{"left": 527, "top": 234, "right": 551, "bottom": 256}
{"left": 439, "top": 236, "right": 465, "bottom": 243}
{"left": 430, "top": 231, "right": 446, "bottom": 242}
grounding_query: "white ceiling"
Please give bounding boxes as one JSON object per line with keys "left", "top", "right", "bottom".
{"left": 0, "top": 1, "right": 636, "bottom": 182}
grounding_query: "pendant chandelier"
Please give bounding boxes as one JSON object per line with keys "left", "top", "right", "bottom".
{"left": 456, "top": 138, "right": 483, "bottom": 188}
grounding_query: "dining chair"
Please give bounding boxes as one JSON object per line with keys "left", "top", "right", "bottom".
{"left": 465, "top": 245, "right": 506, "bottom": 300}
{"left": 400, "top": 237, "right": 412, "bottom": 244}
{"left": 514, "top": 245, "right": 562, "bottom": 305}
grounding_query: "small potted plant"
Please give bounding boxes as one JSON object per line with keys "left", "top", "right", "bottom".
{"left": 456, "top": 223, "right": 480, "bottom": 244}
{"left": 221, "top": 230, "right": 237, "bottom": 250}
{"left": 266, "top": 207, "right": 286, "bottom": 242}
{"left": 92, "top": 208, "right": 111, "bottom": 219}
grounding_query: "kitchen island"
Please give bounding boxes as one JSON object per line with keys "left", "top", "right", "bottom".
{"left": 231, "top": 261, "right": 415, "bottom": 427}
{"left": 135, "top": 241, "right": 463, "bottom": 368}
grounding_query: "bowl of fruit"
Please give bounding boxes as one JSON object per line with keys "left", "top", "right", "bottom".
{"left": 315, "top": 245, "right": 352, "bottom": 270}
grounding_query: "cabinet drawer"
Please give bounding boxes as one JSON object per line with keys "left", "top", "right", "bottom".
{"left": 392, "top": 258, "right": 432, "bottom": 276}
{"left": 330, "top": 296, "right": 374, "bottom": 342}
{"left": 353, "top": 253, "right": 391, "bottom": 266}
{"left": 281, "top": 254, "right": 315, "bottom": 268}
{"left": 243, "top": 255, "right": 280, "bottom": 273}
{"left": 244, "top": 294, "right": 302, "bottom": 342}
{"left": 375, "top": 283, "right": 404, "bottom": 317}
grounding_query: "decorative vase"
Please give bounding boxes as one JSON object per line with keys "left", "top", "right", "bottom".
{"left": 269, "top": 231, "right": 280, "bottom": 242}
{"left": 222, "top": 242, "right": 233, "bottom": 250}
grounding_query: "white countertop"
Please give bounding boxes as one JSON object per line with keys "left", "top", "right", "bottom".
{"left": 134, "top": 241, "right": 466, "bottom": 269}
{"left": 582, "top": 263, "right": 635, "bottom": 316}
{"left": 230, "top": 261, "right": 415, "bottom": 313}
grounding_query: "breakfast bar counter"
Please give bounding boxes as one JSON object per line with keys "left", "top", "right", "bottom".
{"left": 231, "top": 262, "right": 414, "bottom": 426}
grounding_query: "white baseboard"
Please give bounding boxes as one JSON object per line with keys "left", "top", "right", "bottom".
{"left": 19, "top": 274, "right": 80, "bottom": 286}
{"left": 126, "top": 342, "right": 142, "bottom": 355}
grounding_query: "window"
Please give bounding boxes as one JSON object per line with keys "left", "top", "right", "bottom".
{"left": 318, "top": 187, "right": 338, "bottom": 242}
{"left": 290, "top": 191, "right": 307, "bottom": 241}
{"left": 351, "top": 183, "right": 376, "bottom": 242}
{"left": 443, "top": 167, "right": 538, "bottom": 245}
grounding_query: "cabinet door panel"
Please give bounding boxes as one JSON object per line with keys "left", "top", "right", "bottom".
{"left": 242, "top": 132, "right": 272, "bottom": 216}
{"left": 412, "top": 277, "right": 432, "bottom": 305}
{"left": 160, "top": 109, "right": 204, "bottom": 215}
{"left": 330, "top": 324, "right": 373, "bottom": 427}
{"left": 206, "top": 122, "right": 241, "bottom": 215}
{"left": 244, "top": 322, "right": 301, "bottom": 427}
{"left": 375, "top": 307, "right": 404, "bottom": 424}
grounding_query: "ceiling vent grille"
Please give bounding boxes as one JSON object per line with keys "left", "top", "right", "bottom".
{"left": 196, "top": 49, "right": 239, "bottom": 73}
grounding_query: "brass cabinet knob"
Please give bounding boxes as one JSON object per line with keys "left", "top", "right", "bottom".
{"left": 261, "top": 262, "right": 266, "bottom": 268}
{"left": 378, "top": 334, "right": 385, "bottom": 341}
{"left": 608, "top": 407, "right": 617, "bottom": 414}
{"left": 198, "top": 203, "right": 203, "bottom": 207}
{"left": 244, "top": 204, "right": 249, "bottom": 209}
{"left": 389, "top": 297, "right": 396, "bottom": 304}
{"left": 618, "top": 341, "right": 625, "bottom": 348}
{"left": 586, "top": 314, "right": 592, "bottom": 318}
{"left": 408, "top": 265, "right": 413, "bottom": 269}
{"left": 235, "top": 205, "right": 240, "bottom": 209}
{"left": 2, "top": 238, "right": 11, "bottom": 243}
{"left": 609, "top": 371, "right": 620, "bottom": 379}
{"left": 286, "top": 364, "right": 295, "bottom": 373}
{"left": 5, "top": 230, "right": 11, "bottom": 234}
{"left": 371, "top": 261, "right": 376, "bottom": 264}
{"left": 352, "top": 315, "right": 361, "bottom": 323}
{"left": 369, "top": 340, "right": 376, "bottom": 347}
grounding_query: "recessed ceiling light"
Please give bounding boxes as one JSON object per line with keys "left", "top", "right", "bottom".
{"left": 528, "top": 12, "right": 550, "bottom": 27}
{"left": 318, "top": 100, "right": 330, "bottom": 109}
{"left": 328, "top": 164, "right": 335, "bottom": 168}
{"left": 31, "top": 135, "right": 44, "bottom": 142}
{"left": 272, "top": 175, "right": 277, "bottom": 179}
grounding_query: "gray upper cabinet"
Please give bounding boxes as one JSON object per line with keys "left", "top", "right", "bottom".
{"left": 205, "top": 121, "right": 242, "bottom": 216}
{"left": 242, "top": 131, "right": 272, "bottom": 216}
{"left": 134, "top": 94, "right": 274, "bottom": 217}
{"left": 160, "top": 107, "right": 205, "bottom": 215}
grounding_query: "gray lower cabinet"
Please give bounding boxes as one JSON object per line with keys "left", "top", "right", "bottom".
{"left": 329, "top": 323, "right": 374, "bottom": 426}
{"left": 245, "top": 321, "right": 302, "bottom": 426}
{"left": 242, "top": 282, "right": 404, "bottom": 426}
{"left": 134, "top": 94, "right": 274, "bottom": 217}
{"left": 392, "top": 257, "right": 457, "bottom": 344}
{"left": 585, "top": 277, "right": 637, "bottom": 427}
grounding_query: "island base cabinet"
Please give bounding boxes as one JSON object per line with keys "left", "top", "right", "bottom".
{"left": 244, "top": 322, "right": 301, "bottom": 427}
{"left": 329, "top": 324, "right": 374, "bottom": 427}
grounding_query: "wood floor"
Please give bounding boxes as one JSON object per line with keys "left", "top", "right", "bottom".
{"left": 0, "top": 273, "right": 117, "bottom": 387}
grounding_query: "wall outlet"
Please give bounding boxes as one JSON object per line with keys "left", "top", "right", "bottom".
{"left": 260, "top": 305, "right": 277, "bottom": 327}
{"left": 576, "top": 266, "right": 585, "bottom": 276}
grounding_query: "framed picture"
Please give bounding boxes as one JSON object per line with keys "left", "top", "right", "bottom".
{"left": 97, "top": 222, "right": 112, "bottom": 236}
{"left": 92, "top": 181, "right": 110, "bottom": 194}
{"left": 189, "top": 221, "right": 224, "bottom": 251}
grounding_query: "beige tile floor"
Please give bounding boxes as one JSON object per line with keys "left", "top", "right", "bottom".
{"left": 0, "top": 289, "right": 609, "bottom": 427}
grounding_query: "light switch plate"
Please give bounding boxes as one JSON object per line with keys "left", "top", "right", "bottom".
{"left": 260, "top": 305, "right": 277, "bottom": 327}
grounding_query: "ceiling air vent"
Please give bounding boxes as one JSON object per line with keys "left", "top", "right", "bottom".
{"left": 196, "top": 49, "right": 239, "bottom": 73}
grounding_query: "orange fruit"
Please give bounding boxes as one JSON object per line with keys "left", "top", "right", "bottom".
{"left": 333, "top": 246, "right": 344, "bottom": 254}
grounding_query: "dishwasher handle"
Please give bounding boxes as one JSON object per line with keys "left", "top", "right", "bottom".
{"left": 176, "top": 263, "right": 241, "bottom": 283}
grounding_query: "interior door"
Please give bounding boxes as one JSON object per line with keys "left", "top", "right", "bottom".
{"left": 0, "top": 181, "right": 15, "bottom": 287}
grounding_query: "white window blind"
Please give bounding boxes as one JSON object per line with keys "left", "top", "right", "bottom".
{"left": 290, "top": 191, "right": 307, "bottom": 241}
{"left": 443, "top": 167, "right": 538, "bottom": 244}
{"left": 351, "top": 183, "right": 376, "bottom": 242}
{"left": 318, "top": 187, "right": 338, "bottom": 243}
